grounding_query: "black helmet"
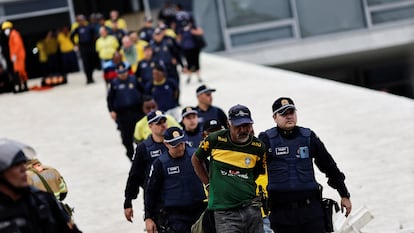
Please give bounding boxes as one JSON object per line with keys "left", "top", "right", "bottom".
{"left": 0, "top": 138, "right": 35, "bottom": 173}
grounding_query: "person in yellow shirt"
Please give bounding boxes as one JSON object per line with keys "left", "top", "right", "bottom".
{"left": 95, "top": 26, "right": 119, "bottom": 68}
{"left": 57, "top": 26, "right": 79, "bottom": 78}
{"left": 105, "top": 10, "right": 127, "bottom": 31}
{"left": 134, "top": 96, "right": 181, "bottom": 144}
{"left": 36, "top": 39, "right": 48, "bottom": 78}
{"left": 43, "top": 31, "right": 59, "bottom": 74}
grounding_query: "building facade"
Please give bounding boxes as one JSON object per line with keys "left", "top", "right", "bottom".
{"left": 190, "top": 0, "right": 414, "bottom": 98}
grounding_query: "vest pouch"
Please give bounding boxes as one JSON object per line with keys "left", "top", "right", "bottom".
{"left": 296, "top": 159, "right": 314, "bottom": 182}
{"left": 268, "top": 160, "right": 289, "bottom": 182}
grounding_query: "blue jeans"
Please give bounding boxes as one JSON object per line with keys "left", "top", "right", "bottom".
{"left": 214, "top": 205, "right": 264, "bottom": 233}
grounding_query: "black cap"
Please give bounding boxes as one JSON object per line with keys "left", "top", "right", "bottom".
{"left": 164, "top": 127, "right": 186, "bottom": 146}
{"left": 116, "top": 63, "right": 129, "bottom": 74}
{"left": 181, "top": 106, "right": 198, "bottom": 118}
{"left": 228, "top": 104, "right": 254, "bottom": 126}
{"left": 272, "top": 97, "right": 296, "bottom": 115}
{"left": 203, "top": 119, "right": 223, "bottom": 132}
{"left": 196, "top": 85, "right": 216, "bottom": 96}
{"left": 147, "top": 110, "right": 167, "bottom": 124}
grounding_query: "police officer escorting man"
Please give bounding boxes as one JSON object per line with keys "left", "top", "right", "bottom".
{"left": 258, "top": 97, "right": 352, "bottom": 233}
{"left": 124, "top": 110, "right": 169, "bottom": 222}
{"left": 145, "top": 127, "right": 206, "bottom": 233}
{"left": 0, "top": 138, "right": 81, "bottom": 233}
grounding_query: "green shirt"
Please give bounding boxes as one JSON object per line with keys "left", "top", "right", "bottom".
{"left": 195, "top": 129, "right": 266, "bottom": 210}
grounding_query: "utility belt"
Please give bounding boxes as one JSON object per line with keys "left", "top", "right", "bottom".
{"left": 164, "top": 201, "right": 206, "bottom": 215}
{"left": 271, "top": 197, "right": 317, "bottom": 209}
{"left": 269, "top": 190, "right": 321, "bottom": 209}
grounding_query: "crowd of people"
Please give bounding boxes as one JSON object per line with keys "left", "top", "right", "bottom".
{"left": 0, "top": 4, "right": 353, "bottom": 233}
{"left": 0, "top": 3, "right": 206, "bottom": 94}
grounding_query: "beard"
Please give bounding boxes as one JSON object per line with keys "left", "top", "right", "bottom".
{"left": 237, "top": 133, "right": 250, "bottom": 143}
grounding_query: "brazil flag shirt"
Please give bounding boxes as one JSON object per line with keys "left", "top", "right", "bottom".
{"left": 195, "top": 129, "right": 266, "bottom": 210}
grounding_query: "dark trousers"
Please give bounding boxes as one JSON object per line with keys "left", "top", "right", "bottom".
{"left": 269, "top": 200, "right": 325, "bottom": 233}
{"left": 116, "top": 110, "right": 142, "bottom": 160}
{"left": 183, "top": 48, "right": 200, "bottom": 72}
{"left": 79, "top": 46, "right": 95, "bottom": 83}
{"left": 159, "top": 202, "right": 206, "bottom": 233}
{"left": 61, "top": 51, "right": 79, "bottom": 75}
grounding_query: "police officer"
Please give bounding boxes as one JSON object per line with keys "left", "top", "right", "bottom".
{"left": 258, "top": 97, "right": 352, "bottom": 233}
{"left": 0, "top": 138, "right": 81, "bottom": 233}
{"left": 70, "top": 14, "right": 97, "bottom": 84}
{"left": 135, "top": 45, "right": 156, "bottom": 88}
{"left": 107, "top": 63, "right": 144, "bottom": 160}
{"left": 150, "top": 27, "right": 181, "bottom": 84}
{"left": 145, "top": 127, "right": 206, "bottom": 233}
{"left": 124, "top": 110, "right": 168, "bottom": 222}
{"left": 194, "top": 85, "right": 228, "bottom": 128}
{"left": 180, "top": 106, "right": 203, "bottom": 148}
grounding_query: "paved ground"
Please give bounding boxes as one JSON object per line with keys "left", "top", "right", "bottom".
{"left": 0, "top": 53, "right": 413, "bottom": 233}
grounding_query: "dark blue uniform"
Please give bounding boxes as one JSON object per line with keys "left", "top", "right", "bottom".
{"left": 144, "top": 78, "right": 178, "bottom": 112}
{"left": 139, "top": 27, "right": 154, "bottom": 43}
{"left": 124, "top": 135, "right": 167, "bottom": 209}
{"left": 258, "top": 126, "right": 350, "bottom": 233}
{"left": 107, "top": 75, "right": 144, "bottom": 160}
{"left": 195, "top": 105, "right": 228, "bottom": 129}
{"left": 183, "top": 124, "right": 203, "bottom": 148}
{"left": 71, "top": 24, "right": 97, "bottom": 83}
{"left": 145, "top": 147, "right": 206, "bottom": 233}
{"left": 150, "top": 37, "right": 181, "bottom": 83}
{"left": 135, "top": 58, "right": 156, "bottom": 88}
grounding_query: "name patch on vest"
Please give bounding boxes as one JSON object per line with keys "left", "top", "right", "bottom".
{"left": 150, "top": 149, "right": 162, "bottom": 158}
{"left": 275, "top": 147, "right": 289, "bottom": 156}
{"left": 167, "top": 166, "right": 180, "bottom": 175}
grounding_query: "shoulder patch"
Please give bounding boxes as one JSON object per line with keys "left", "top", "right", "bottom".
{"left": 217, "top": 136, "right": 227, "bottom": 142}
{"left": 200, "top": 140, "right": 209, "bottom": 151}
{"left": 251, "top": 141, "right": 261, "bottom": 147}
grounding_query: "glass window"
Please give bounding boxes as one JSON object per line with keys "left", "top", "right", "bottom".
{"left": 371, "top": 5, "right": 414, "bottom": 24}
{"left": 223, "top": 0, "right": 292, "bottom": 28}
{"left": 230, "top": 26, "right": 293, "bottom": 47}
{"left": 296, "top": 0, "right": 366, "bottom": 37}
{"left": 3, "top": 0, "right": 67, "bottom": 15}
{"left": 194, "top": 1, "right": 225, "bottom": 52}
{"left": 367, "top": 0, "right": 411, "bottom": 6}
